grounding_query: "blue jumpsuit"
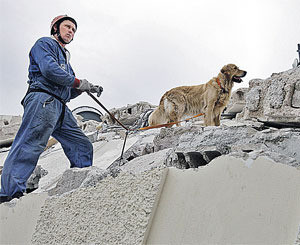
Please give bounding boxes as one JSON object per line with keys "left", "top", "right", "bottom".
{"left": 0, "top": 37, "right": 93, "bottom": 197}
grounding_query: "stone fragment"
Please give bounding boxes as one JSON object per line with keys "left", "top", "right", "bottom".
{"left": 292, "top": 81, "right": 300, "bottom": 108}
{"left": 239, "top": 67, "right": 300, "bottom": 123}
{"left": 103, "top": 101, "right": 156, "bottom": 127}
{"left": 26, "top": 165, "right": 48, "bottom": 192}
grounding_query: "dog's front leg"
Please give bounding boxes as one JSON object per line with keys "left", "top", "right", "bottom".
{"left": 214, "top": 114, "right": 221, "bottom": 126}
{"left": 204, "top": 104, "right": 216, "bottom": 126}
{"left": 213, "top": 108, "right": 222, "bottom": 126}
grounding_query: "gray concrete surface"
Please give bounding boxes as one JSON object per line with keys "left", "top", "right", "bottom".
{"left": 146, "top": 156, "right": 300, "bottom": 244}
{"left": 0, "top": 193, "right": 48, "bottom": 245}
{"left": 31, "top": 168, "right": 167, "bottom": 245}
{"left": 239, "top": 67, "right": 300, "bottom": 123}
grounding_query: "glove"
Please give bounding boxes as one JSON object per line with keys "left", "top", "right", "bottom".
{"left": 90, "top": 85, "right": 103, "bottom": 97}
{"left": 77, "top": 79, "right": 93, "bottom": 91}
{"left": 77, "top": 79, "right": 103, "bottom": 97}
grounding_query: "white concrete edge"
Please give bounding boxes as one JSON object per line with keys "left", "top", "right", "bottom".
{"left": 142, "top": 168, "right": 169, "bottom": 244}
{"left": 0, "top": 192, "right": 48, "bottom": 245}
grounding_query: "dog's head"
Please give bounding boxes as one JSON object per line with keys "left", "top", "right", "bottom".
{"left": 221, "top": 64, "right": 247, "bottom": 83}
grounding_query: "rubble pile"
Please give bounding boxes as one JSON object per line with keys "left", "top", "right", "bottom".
{"left": 238, "top": 68, "right": 300, "bottom": 125}
{"left": 1, "top": 67, "right": 300, "bottom": 244}
{"left": 102, "top": 101, "right": 155, "bottom": 127}
{"left": 0, "top": 115, "right": 22, "bottom": 148}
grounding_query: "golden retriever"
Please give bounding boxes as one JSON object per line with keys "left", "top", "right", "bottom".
{"left": 148, "top": 64, "right": 247, "bottom": 127}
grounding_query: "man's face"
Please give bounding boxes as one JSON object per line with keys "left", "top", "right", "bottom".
{"left": 57, "top": 20, "right": 76, "bottom": 44}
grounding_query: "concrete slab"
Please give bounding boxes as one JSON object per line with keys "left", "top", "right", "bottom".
{"left": 1, "top": 136, "right": 138, "bottom": 193}
{"left": 0, "top": 193, "right": 48, "bottom": 245}
{"left": 93, "top": 137, "right": 137, "bottom": 169}
{"left": 31, "top": 168, "right": 167, "bottom": 245}
{"left": 145, "top": 156, "right": 300, "bottom": 244}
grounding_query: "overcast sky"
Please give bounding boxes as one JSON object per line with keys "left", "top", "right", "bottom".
{"left": 1, "top": 0, "right": 299, "bottom": 116}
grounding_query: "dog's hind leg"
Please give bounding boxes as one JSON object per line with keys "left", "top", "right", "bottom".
{"left": 168, "top": 109, "right": 180, "bottom": 126}
{"left": 164, "top": 99, "right": 180, "bottom": 126}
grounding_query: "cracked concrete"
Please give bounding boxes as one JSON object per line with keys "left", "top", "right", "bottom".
{"left": 1, "top": 67, "right": 300, "bottom": 244}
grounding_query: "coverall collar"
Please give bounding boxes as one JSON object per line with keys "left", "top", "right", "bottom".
{"left": 51, "top": 35, "right": 71, "bottom": 64}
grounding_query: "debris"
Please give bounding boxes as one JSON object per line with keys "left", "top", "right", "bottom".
{"left": 238, "top": 67, "right": 300, "bottom": 125}
{"left": 1, "top": 67, "right": 300, "bottom": 244}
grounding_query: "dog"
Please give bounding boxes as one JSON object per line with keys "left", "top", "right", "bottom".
{"left": 148, "top": 64, "right": 247, "bottom": 127}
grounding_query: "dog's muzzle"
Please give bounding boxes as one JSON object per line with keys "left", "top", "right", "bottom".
{"left": 232, "top": 71, "right": 247, "bottom": 83}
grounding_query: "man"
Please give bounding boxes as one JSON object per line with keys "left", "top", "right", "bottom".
{"left": 0, "top": 15, "right": 102, "bottom": 203}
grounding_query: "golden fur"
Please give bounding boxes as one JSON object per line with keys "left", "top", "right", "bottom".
{"left": 148, "top": 64, "right": 247, "bottom": 127}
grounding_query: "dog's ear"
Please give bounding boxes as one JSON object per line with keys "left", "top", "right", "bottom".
{"left": 221, "top": 67, "right": 228, "bottom": 74}
{"left": 221, "top": 65, "right": 228, "bottom": 74}
{"left": 221, "top": 65, "right": 231, "bottom": 81}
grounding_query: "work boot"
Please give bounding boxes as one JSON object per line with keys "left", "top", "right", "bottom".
{"left": 0, "top": 192, "right": 24, "bottom": 204}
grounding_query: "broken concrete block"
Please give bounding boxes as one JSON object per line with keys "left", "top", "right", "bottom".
{"left": 86, "top": 131, "right": 98, "bottom": 143}
{"left": 48, "top": 168, "right": 90, "bottom": 196}
{"left": 108, "top": 132, "right": 155, "bottom": 169}
{"left": 0, "top": 193, "right": 48, "bottom": 245}
{"left": 31, "top": 168, "right": 167, "bottom": 245}
{"left": 145, "top": 156, "right": 300, "bottom": 244}
{"left": 152, "top": 123, "right": 300, "bottom": 167}
{"left": 292, "top": 81, "right": 300, "bottom": 108}
{"left": 224, "top": 88, "right": 248, "bottom": 116}
{"left": 103, "top": 101, "right": 156, "bottom": 127}
{"left": 246, "top": 86, "right": 261, "bottom": 112}
{"left": 26, "top": 165, "right": 48, "bottom": 192}
{"left": 81, "top": 167, "right": 120, "bottom": 188}
{"left": 239, "top": 67, "right": 300, "bottom": 124}
{"left": 120, "top": 148, "right": 171, "bottom": 174}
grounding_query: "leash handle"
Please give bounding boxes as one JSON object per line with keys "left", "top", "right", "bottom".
{"left": 87, "top": 92, "right": 129, "bottom": 131}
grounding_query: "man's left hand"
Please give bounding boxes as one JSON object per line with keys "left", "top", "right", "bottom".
{"left": 90, "top": 85, "right": 103, "bottom": 97}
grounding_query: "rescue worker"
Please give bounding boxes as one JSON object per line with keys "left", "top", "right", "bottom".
{"left": 0, "top": 15, "right": 102, "bottom": 203}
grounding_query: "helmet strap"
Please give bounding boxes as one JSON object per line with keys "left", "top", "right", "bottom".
{"left": 57, "top": 33, "right": 69, "bottom": 45}
{"left": 55, "top": 23, "right": 73, "bottom": 45}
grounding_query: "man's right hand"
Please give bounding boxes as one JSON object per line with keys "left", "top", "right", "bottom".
{"left": 77, "top": 79, "right": 93, "bottom": 91}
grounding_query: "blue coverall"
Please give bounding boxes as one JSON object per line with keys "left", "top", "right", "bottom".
{"left": 0, "top": 37, "right": 93, "bottom": 198}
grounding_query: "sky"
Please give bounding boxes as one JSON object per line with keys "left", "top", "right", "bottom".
{"left": 1, "top": 0, "right": 300, "bottom": 116}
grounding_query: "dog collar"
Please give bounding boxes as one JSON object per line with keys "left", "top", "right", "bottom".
{"left": 216, "top": 78, "right": 228, "bottom": 93}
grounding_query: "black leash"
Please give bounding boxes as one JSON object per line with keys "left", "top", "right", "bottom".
{"left": 87, "top": 92, "right": 130, "bottom": 162}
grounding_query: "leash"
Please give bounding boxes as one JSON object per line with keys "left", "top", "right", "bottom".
{"left": 87, "top": 92, "right": 129, "bottom": 131}
{"left": 138, "top": 113, "right": 204, "bottom": 130}
{"left": 87, "top": 91, "right": 204, "bottom": 162}
{"left": 87, "top": 92, "right": 129, "bottom": 161}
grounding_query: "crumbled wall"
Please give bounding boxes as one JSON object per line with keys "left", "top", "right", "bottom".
{"left": 153, "top": 123, "right": 300, "bottom": 167}
{"left": 103, "top": 101, "right": 156, "bottom": 126}
{"left": 238, "top": 67, "right": 300, "bottom": 123}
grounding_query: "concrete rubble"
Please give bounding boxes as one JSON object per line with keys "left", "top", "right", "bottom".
{"left": 102, "top": 101, "right": 155, "bottom": 127}
{"left": 1, "top": 67, "right": 300, "bottom": 244}
{"left": 238, "top": 67, "right": 300, "bottom": 125}
{"left": 0, "top": 115, "right": 22, "bottom": 136}
{"left": 0, "top": 115, "right": 22, "bottom": 148}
